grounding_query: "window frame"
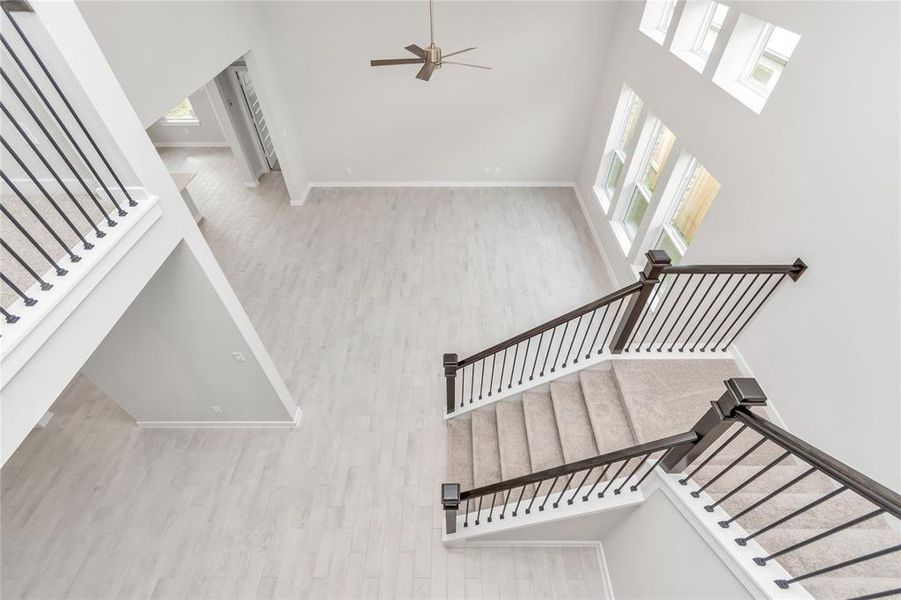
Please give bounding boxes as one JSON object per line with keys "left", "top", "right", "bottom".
{"left": 740, "top": 23, "right": 790, "bottom": 97}
{"left": 161, "top": 97, "right": 201, "bottom": 127}
{"left": 595, "top": 86, "right": 645, "bottom": 213}
{"left": 691, "top": 1, "right": 726, "bottom": 60}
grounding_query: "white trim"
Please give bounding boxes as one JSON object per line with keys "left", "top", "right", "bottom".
{"left": 595, "top": 541, "right": 616, "bottom": 600}
{"left": 307, "top": 181, "right": 575, "bottom": 189}
{"left": 152, "top": 141, "right": 230, "bottom": 148}
{"left": 138, "top": 405, "right": 302, "bottom": 429}
{"left": 573, "top": 185, "right": 618, "bottom": 288}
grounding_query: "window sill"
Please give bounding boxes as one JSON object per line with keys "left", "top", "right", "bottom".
{"left": 592, "top": 185, "right": 611, "bottom": 215}
{"left": 712, "top": 78, "right": 767, "bottom": 114}
{"left": 609, "top": 220, "right": 633, "bottom": 257}
{"left": 671, "top": 48, "right": 708, "bottom": 74}
{"left": 639, "top": 27, "right": 667, "bottom": 46}
{"left": 160, "top": 120, "right": 201, "bottom": 127}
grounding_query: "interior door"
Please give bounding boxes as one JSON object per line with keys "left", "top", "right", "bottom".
{"left": 234, "top": 69, "right": 279, "bottom": 171}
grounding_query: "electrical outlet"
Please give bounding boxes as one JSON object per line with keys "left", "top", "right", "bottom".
{"left": 210, "top": 406, "right": 224, "bottom": 414}
{"left": 232, "top": 352, "right": 246, "bottom": 362}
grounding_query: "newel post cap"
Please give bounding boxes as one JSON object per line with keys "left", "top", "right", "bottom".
{"left": 715, "top": 378, "right": 767, "bottom": 418}
{"left": 441, "top": 483, "right": 461, "bottom": 509}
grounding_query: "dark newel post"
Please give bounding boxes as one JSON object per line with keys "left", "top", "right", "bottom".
{"left": 442, "top": 483, "right": 461, "bottom": 535}
{"left": 662, "top": 378, "right": 768, "bottom": 473}
{"left": 609, "top": 249, "right": 671, "bottom": 354}
{"left": 443, "top": 353, "right": 458, "bottom": 415}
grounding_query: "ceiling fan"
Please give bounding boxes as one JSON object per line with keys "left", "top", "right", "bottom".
{"left": 369, "top": 0, "right": 490, "bottom": 81}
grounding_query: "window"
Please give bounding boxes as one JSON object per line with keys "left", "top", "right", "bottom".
{"left": 670, "top": 1, "right": 728, "bottom": 73}
{"left": 600, "top": 87, "right": 644, "bottom": 197}
{"left": 639, "top": 0, "right": 679, "bottom": 45}
{"left": 693, "top": 2, "right": 728, "bottom": 58}
{"left": 621, "top": 121, "right": 676, "bottom": 238}
{"left": 743, "top": 24, "right": 797, "bottom": 94}
{"left": 162, "top": 98, "right": 199, "bottom": 126}
{"left": 655, "top": 159, "right": 720, "bottom": 263}
{"left": 712, "top": 14, "right": 800, "bottom": 114}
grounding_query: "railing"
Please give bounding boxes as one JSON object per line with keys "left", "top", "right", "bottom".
{"left": 442, "top": 378, "right": 901, "bottom": 597}
{"left": 443, "top": 250, "right": 806, "bottom": 414}
{"left": 0, "top": 2, "right": 135, "bottom": 324}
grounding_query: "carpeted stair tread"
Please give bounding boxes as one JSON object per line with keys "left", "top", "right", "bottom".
{"left": 522, "top": 391, "right": 565, "bottom": 473}
{"left": 612, "top": 358, "right": 741, "bottom": 443}
{"left": 754, "top": 527, "right": 901, "bottom": 579}
{"left": 802, "top": 576, "right": 901, "bottom": 599}
{"left": 448, "top": 416, "right": 474, "bottom": 492}
{"left": 694, "top": 464, "right": 837, "bottom": 496}
{"left": 550, "top": 381, "right": 599, "bottom": 463}
{"left": 718, "top": 490, "right": 893, "bottom": 532}
{"left": 579, "top": 369, "right": 637, "bottom": 454}
{"left": 495, "top": 400, "right": 533, "bottom": 483}
{"left": 471, "top": 406, "right": 503, "bottom": 489}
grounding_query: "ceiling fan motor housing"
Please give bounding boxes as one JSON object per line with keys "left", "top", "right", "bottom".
{"left": 426, "top": 44, "right": 442, "bottom": 66}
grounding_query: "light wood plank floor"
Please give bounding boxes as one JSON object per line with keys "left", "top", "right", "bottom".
{"left": 2, "top": 147, "right": 615, "bottom": 599}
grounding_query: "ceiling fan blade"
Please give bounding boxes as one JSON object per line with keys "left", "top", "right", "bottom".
{"left": 442, "top": 47, "right": 476, "bottom": 60}
{"left": 416, "top": 62, "right": 435, "bottom": 81}
{"left": 405, "top": 44, "right": 426, "bottom": 58}
{"left": 371, "top": 58, "right": 426, "bottom": 66}
{"left": 442, "top": 61, "right": 492, "bottom": 70}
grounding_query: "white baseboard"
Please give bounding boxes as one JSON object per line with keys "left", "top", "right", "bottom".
{"left": 137, "top": 405, "right": 301, "bottom": 429}
{"left": 152, "top": 142, "right": 230, "bottom": 149}
{"left": 571, "top": 184, "right": 620, "bottom": 289}
{"left": 306, "top": 180, "right": 575, "bottom": 188}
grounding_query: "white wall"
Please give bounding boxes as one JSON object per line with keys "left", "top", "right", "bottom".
{"left": 602, "top": 492, "right": 751, "bottom": 599}
{"left": 82, "top": 242, "right": 297, "bottom": 424}
{"left": 146, "top": 87, "right": 226, "bottom": 147}
{"left": 575, "top": 1, "right": 901, "bottom": 488}
{"left": 259, "top": 1, "right": 617, "bottom": 183}
{"left": 76, "top": 0, "right": 310, "bottom": 203}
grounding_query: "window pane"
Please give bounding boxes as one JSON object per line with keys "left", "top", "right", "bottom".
{"left": 164, "top": 98, "right": 198, "bottom": 122}
{"left": 640, "top": 125, "right": 676, "bottom": 193}
{"left": 624, "top": 187, "right": 650, "bottom": 237}
{"left": 656, "top": 0, "right": 677, "bottom": 33}
{"left": 605, "top": 154, "right": 624, "bottom": 192}
{"left": 656, "top": 228, "right": 685, "bottom": 264}
{"left": 670, "top": 163, "right": 720, "bottom": 244}
{"left": 617, "top": 93, "right": 643, "bottom": 152}
{"left": 697, "top": 2, "right": 728, "bottom": 57}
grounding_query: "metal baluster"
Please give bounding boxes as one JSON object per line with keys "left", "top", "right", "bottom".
{"left": 698, "top": 275, "right": 755, "bottom": 352}
{"left": 755, "top": 509, "right": 885, "bottom": 566}
{"left": 1, "top": 171, "right": 80, "bottom": 262}
{"left": 648, "top": 274, "right": 694, "bottom": 352}
{"left": 736, "top": 487, "right": 846, "bottom": 546}
{"left": 519, "top": 338, "right": 530, "bottom": 385}
{"left": 508, "top": 343, "right": 518, "bottom": 389}
{"left": 587, "top": 303, "right": 610, "bottom": 357}
{"left": 539, "top": 476, "right": 560, "bottom": 511}
{"left": 1, "top": 101, "right": 104, "bottom": 238}
{"left": 630, "top": 452, "right": 669, "bottom": 492}
{"left": 0, "top": 68, "right": 115, "bottom": 227}
{"left": 599, "top": 460, "right": 630, "bottom": 498}
{"left": 0, "top": 238, "right": 51, "bottom": 290}
{"left": 469, "top": 363, "right": 474, "bottom": 404}
{"left": 626, "top": 274, "right": 667, "bottom": 351}
{"left": 1, "top": 136, "right": 93, "bottom": 250}
{"left": 475, "top": 495, "right": 483, "bottom": 525}
{"left": 478, "top": 358, "right": 485, "bottom": 400}
{"left": 719, "top": 467, "right": 816, "bottom": 528}
{"left": 0, "top": 34, "right": 127, "bottom": 216}
{"left": 1, "top": 306, "right": 19, "bottom": 323}
{"left": 583, "top": 464, "right": 612, "bottom": 501}
{"left": 0, "top": 271, "right": 36, "bottom": 306}
{"left": 569, "top": 468, "right": 594, "bottom": 505}
{"left": 562, "top": 314, "right": 582, "bottom": 368}
{"left": 704, "top": 450, "right": 790, "bottom": 512}
{"left": 671, "top": 274, "right": 719, "bottom": 351}
{"left": 683, "top": 274, "right": 734, "bottom": 351}
{"left": 704, "top": 274, "right": 763, "bottom": 351}
{"left": 550, "top": 320, "right": 569, "bottom": 373}
{"left": 540, "top": 326, "right": 556, "bottom": 377}
{"left": 464, "top": 499, "right": 469, "bottom": 528}
{"left": 553, "top": 473, "right": 576, "bottom": 508}
{"left": 498, "top": 348, "right": 507, "bottom": 393}
{"left": 499, "top": 489, "right": 511, "bottom": 520}
{"left": 614, "top": 453, "right": 651, "bottom": 495}
{"left": 2, "top": 7, "right": 137, "bottom": 207}
{"left": 848, "top": 588, "right": 901, "bottom": 600}
{"left": 711, "top": 274, "right": 773, "bottom": 350}
{"left": 773, "top": 545, "right": 901, "bottom": 590}
{"left": 530, "top": 332, "right": 544, "bottom": 381}
{"left": 599, "top": 298, "right": 625, "bottom": 354}
{"left": 637, "top": 275, "right": 680, "bottom": 352}
{"left": 574, "top": 309, "right": 597, "bottom": 364}
{"left": 659, "top": 274, "right": 705, "bottom": 351}
{"left": 525, "top": 480, "right": 544, "bottom": 514}
{"left": 679, "top": 425, "right": 747, "bottom": 484}
{"left": 488, "top": 354, "right": 496, "bottom": 396}
{"left": 720, "top": 275, "right": 788, "bottom": 351}
{"left": 512, "top": 485, "right": 527, "bottom": 517}
{"left": 690, "top": 438, "right": 767, "bottom": 498}
{"left": 0, "top": 204, "right": 67, "bottom": 275}
{"left": 487, "top": 493, "right": 496, "bottom": 522}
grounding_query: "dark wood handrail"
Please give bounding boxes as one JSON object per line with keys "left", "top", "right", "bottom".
{"left": 662, "top": 259, "right": 806, "bottom": 279}
{"left": 460, "top": 430, "right": 699, "bottom": 500}
{"left": 732, "top": 407, "right": 901, "bottom": 520}
{"left": 457, "top": 282, "right": 643, "bottom": 367}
